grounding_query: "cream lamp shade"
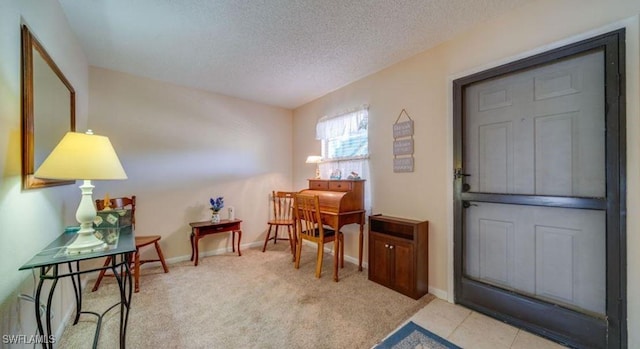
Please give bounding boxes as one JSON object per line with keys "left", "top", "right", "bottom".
{"left": 35, "top": 131, "right": 127, "bottom": 254}
{"left": 34, "top": 131, "right": 127, "bottom": 180}
{"left": 305, "top": 155, "right": 322, "bottom": 164}
{"left": 305, "top": 155, "right": 322, "bottom": 179}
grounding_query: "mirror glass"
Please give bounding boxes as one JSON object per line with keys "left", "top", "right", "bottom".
{"left": 22, "top": 25, "right": 76, "bottom": 189}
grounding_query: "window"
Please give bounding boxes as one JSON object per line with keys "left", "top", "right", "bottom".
{"left": 315, "top": 106, "right": 371, "bottom": 213}
{"left": 323, "top": 131, "right": 368, "bottom": 159}
{"left": 316, "top": 107, "right": 369, "bottom": 162}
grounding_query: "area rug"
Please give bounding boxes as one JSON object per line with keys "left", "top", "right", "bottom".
{"left": 373, "top": 321, "right": 462, "bottom": 349}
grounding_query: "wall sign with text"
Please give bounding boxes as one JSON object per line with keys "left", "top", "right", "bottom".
{"left": 393, "top": 109, "right": 414, "bottom": 173}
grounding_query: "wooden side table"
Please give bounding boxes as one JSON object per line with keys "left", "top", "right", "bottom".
{"left": 189, "top": 219, "right": 242, "bottom": 266}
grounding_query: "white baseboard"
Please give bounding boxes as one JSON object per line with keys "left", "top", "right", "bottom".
{"left": 428, "top": 286, "right": 448, "bottom": 300}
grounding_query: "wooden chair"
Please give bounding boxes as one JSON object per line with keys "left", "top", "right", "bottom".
{"left": 293, "top": 194, "right": 343, "bottom": 278}
{"left": 92, "top": 195, "right": 169, "bottom": 293}
{"left": 262, "top": 191, "right": 297, "bottom": 259}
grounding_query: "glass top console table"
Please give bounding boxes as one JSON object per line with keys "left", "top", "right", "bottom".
{"left": 19, "top": 226, "right": 136, "bottom": 349}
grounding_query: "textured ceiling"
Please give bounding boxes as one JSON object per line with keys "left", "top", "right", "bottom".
{"left": 59, "top": 0, "right": 533, "bottom": 109}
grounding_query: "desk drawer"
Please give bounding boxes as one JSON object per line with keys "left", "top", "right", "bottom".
{"left": 200, "top": 222, "right": 240, "bottom": 233}
{"left": 329, "top": 181, "right": 352, "bottom": 191}
{"left": 309, "top": 180, "right": 329, "bottom": 190}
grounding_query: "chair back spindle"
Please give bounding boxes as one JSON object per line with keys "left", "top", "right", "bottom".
{"left": 272, "top": 191, "right": 295, "bottom": 223}
{"left": 295, "top": 194, "right": 324, "bottom": 239}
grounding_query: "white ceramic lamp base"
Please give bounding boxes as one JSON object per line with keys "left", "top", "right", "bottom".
{"left": 66, "top": 180, "right": 107, "bottom": 254}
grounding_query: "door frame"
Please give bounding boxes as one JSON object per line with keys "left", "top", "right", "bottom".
{"left": 452, "top": 29, "right": 626, "bottom": 348}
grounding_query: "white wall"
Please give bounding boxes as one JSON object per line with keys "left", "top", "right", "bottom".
{"left": 88, "top": 67, "right": 293, "bottom": 260}
{"left": 292, "top": 0, "right": 640, "bottom": 346}
{"left": 0, "top": 0, "right": 89, "bottom": 346}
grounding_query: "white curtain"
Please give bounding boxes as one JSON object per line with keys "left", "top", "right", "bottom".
{"left": 316, "top": 106, "right": 368, "bottom": 140}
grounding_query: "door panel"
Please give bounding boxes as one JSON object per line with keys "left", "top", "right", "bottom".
{"left": 370, "top": 235, "right": 390, "bottom": 285}
{"left": 478, "top": 122, "right": 512, "bottom": 193}
{"left": 464, "top": 50, "right": 605, "bottom": 198}
{"left": 393, "top": 241, "right": 413, "bottom": 296}
{"left": 534, "top": 112, "right": 576, "bottom": 195}
{"left": 464, "top": 202, "right": 606, "bottom": 315}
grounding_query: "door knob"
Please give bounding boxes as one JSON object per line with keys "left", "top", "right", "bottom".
{"left": 462, "top": 201, "right": 478, "bottom": 208}
{"left": 454, "top": 168, "right": 471, "bottom": 180}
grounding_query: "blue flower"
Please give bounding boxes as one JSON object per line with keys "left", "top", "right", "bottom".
{"left": 209, "top": 196, "right": 224, "bottom": 212}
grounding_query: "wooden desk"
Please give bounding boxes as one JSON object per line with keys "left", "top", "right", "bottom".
{"left": 299, "top": 179, "right": 366, "bottom": 281}
{"left": 189, "top": 219, "right": 242, "bottom": 266}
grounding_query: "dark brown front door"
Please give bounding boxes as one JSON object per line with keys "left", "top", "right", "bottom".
{"left": 453, "top": 30, "right": 626, "bottom": 348}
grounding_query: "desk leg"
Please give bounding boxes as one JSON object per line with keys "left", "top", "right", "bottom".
{"left": 333, "top": 225, "right": 339, "bottom": 282}
{"left": 194, "top": 232, "right": 200, "bottom": 266}
{"left": 358, "top": 219, "right": 364, "bottom": 272}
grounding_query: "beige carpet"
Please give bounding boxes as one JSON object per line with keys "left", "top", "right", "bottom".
{"left": 57, "top": 243, "right": 434, "bottom": 348}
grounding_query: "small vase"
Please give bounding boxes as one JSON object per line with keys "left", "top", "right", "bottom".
{"left": 211, "top": 212, "right": 221, "bottom": 223}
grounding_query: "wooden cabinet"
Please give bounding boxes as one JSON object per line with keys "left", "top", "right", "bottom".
{"left": 368, "top": 215, "right": 428, "bottom": 299}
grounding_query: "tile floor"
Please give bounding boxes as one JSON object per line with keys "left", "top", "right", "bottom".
{"left": 405, "top": 298, "right": 569, "bottom": 349}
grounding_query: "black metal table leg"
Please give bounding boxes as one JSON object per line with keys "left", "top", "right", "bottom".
{"left": 34, "top": 266, "right": 48, "bottom": 349}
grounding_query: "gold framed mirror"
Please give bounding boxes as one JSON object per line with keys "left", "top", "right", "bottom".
{"left": 21, "top": 24, "right": 76, "bottom": 189}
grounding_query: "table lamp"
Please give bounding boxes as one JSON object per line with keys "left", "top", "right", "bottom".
{"left": 305, "top": 155, "right": 322, "bottom": 179}
{"left": 34, "top": 130, "right": 127, "bottom": 254}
